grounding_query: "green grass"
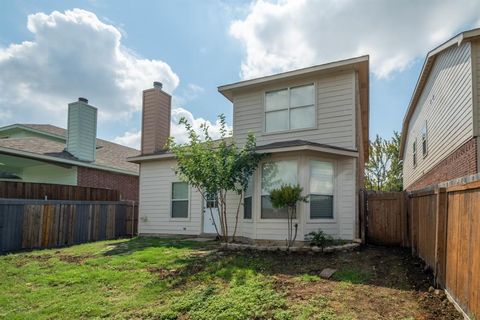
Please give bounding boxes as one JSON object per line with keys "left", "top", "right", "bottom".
{"left": 0, "top": 237, "right": 284, "bottom": 320}
{"left": 0, "top": 237, "right": 457, "bottom": 320}
{"left": 332, "top": 267, "right": 373, "bottom": 284}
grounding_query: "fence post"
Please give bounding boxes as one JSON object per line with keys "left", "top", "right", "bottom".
{"left": 359, "top": 190, "right": 366, "bottom": 244}
{"left": 434, "top": 187, "right": 447, "bottom": 288}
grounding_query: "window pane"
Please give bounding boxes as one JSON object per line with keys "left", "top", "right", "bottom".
{"left": 245, "top": 176, "right": 253, "bottom": 197}
{"left": 310, "top": 195, "right": 333, "bottom": 219}
{"left": 172, "top": 182, "right": 188, "bottom": 199}
{"left": 244, "top": 196, "right": 252, "bottom": 219}
{"left": 310, "top": 161, "right": 334, "bottom": 194}
{"left": 290, "top": 85, "right": 314, "bottom": 107}
{"left": 262, "top": 160, "right": 298, "bottom": 194}
{"left": 265, "top": 110, "right": 288, "bottom": 132}
{"left": 290, "top": 105, "right": 315, "bottom": 130}
{"left": 265, "top": 89, "right": 288, "bottom": 111}
{"left": 261, "top": 195, "right": 294, "bottom": 219}
{"left": 172, "top": 200, "right": 188, "bottom": 218}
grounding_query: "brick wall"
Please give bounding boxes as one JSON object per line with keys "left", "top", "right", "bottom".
{"left": 77, "top": 167, "right": 139, "bottom": 201}
{"left": 406, "top": 138, "right": 478, "bottom": 191}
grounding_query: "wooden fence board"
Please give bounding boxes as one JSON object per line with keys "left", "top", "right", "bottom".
{"left": 0, "top": 200, "right": 138, "bottom": 254}
{"left": 365, "top": 192, "right": 407, "bottom": 246}
{"left": 365, "top": 183, "right": 480, "bottom": 319}
{"left": 0, "top": 181, "right": 119, "bottom": 201}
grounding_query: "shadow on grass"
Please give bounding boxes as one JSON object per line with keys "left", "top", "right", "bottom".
{"left": 148, "top": 244, "right": 435, "bottom": 293}
{"left": 100, "top": 237, "right": 434, "bottom": 293}
{"left": 102, "top": 236, "right": 217, "bottom": 256}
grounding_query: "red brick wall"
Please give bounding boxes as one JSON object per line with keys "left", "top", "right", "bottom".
{"left": 406, "top": 138, "right": 478, "bottom": 191}
{"left": 77, "top": 167, "right": 139, "bottom": 201}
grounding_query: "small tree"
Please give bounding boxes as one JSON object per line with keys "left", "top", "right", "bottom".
{"left": 365, "top": 131, "right": 403, "bottom": 191}
{"left": 269, "top": 184, "right": 308, "bottom": 249}
{"left": 168, "top": 114, "right": 265, "bottom": 242}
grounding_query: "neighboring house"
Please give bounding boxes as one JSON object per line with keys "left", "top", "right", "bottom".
{"left": 129, "top": 56, "right": 369, "bottom": 242}
{"left": 400, "top": 28, "right": 480, "bottom": 191}
{"left": 0, "top": 98, "right": 139, "bottom": 200}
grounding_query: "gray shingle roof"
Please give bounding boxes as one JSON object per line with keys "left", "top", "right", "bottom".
{"left": 0, "top": 124, "right": 139, "bottom": 174}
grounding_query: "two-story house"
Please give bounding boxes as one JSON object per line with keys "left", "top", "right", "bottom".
{"left": 400, "top": 28, "right": 480, "bottom": 191}
{"left": 129, "top": 56, "right": 369, "bottom": 242}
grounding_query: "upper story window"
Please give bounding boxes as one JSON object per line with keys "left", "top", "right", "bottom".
{"left": 421, "top": 121, "right": 428, "bottom": 157}
{"left": 265, "top": 84, "right": 315, "bottom": 133}
{"left": 412, "top": 139, "right": 417, "bottom": 168}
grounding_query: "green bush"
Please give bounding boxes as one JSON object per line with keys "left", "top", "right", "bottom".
{"left": 305, "top": 230, "right": 333, "bottom": 249}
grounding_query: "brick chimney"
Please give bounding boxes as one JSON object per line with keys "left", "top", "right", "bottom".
{"left": 141, "top": 82, "right": 171, "bottom": 155}
{"left": 66, "top": 97, "right": 97, "bottom": 162}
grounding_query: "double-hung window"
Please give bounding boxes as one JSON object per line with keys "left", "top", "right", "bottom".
{"left": 413, "top": 139, "right": 417, "bottom": 168}
{"left": 421, "top": 122, "right": 428, "bottom": 157}
{"left": 244, "top": 176, "right": 253, "bottom": 219}
{"left": 261, "top": 160, "right": 298, "bottom": 219}
{"left": 309, "top": 160, "right": 334, "bottom": 219}
{"left": 171, "top": 182, "right": 189, "bottom": 218}
{"left": 265, "top": 84, "right": 315, "bottom": 133}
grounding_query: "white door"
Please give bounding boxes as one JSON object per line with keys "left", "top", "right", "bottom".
{"left": 203, "top": 197, "right": 220, "bottom": 234}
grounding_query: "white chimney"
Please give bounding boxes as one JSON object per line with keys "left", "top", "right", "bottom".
{"left": 66, "top": 97, "right": 97, "bottom": 162}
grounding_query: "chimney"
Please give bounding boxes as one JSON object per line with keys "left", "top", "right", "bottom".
{"left": 66, "top": 97, "right": 97, "bottom": 162}
{"left": 141, "top": 81, "right": 171, "bottom": 155}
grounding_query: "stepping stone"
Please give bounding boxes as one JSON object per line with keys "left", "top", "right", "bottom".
{"left": 320, "top": 268, "right": 337, "bottom": 279}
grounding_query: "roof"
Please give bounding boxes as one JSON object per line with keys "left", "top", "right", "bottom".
{"left": 399, "top": 28, "right": 480, "bottom": 158}
{"left": 0, "top": 124, "right": 139, "bottom": 175}
{"left": 218, "top": 55, "right": 370, "bottom": 160}
{"left": 128, "top": 139, "right": 358, "bottom": 163}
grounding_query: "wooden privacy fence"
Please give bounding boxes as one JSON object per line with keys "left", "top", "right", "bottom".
{"left": 0, "top": 181, "right": 119, "bottom": 201}
{"left": 0, "top": 199, "right": 138, "bottom": 253}
{"left": 364, "top": 191, "right": 408, "bottom": 247}
{"left": 363, "top": 180, "right": 480, "bottom": 319}
{"left": 410, "top": 183, "right": 480, "bottom": 319}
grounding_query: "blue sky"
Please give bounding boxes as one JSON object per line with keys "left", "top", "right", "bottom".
{"left": 0, "top": 0, "right": 479, "bottom": 148}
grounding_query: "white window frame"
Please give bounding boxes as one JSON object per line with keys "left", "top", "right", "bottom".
{"left": 421, "top": 121, "right": 428, "bottom": 158}
{"left": 306, "top": 158, "right": 337, "bottom": 223}
{"left": 264, "top": 83, "right": 316, "bottom": 134}
{"left": 243, "top": 176, "right": 253, "bottom": 220}
{"left": 305, "top": 158, "right": 338, "bottom": 223}
{"left": 170, "top": 181, "right": 190, "bottom": 221}
{"left": 260, "top": 158, "right": 299, "bottom": 221}
{"left": 413, "top": 138, "right": 417, "bottom": 168}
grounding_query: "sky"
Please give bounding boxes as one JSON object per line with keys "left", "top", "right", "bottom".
{"left": 1, "top": 0, "right": 479, "bottom": 149}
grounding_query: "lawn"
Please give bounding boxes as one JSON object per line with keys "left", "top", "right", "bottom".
{"left": 0, "top": 237, "right": 461, "bottom": 320}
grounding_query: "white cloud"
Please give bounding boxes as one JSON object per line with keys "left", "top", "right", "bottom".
{"left": 0, "top": 9, "right": 179, "bottom": 126}
{"left": 230, "top": 0, "right": 480, "bottom": 79}
{"left": 114, "top": 107, "right": 231, "bottom": 149}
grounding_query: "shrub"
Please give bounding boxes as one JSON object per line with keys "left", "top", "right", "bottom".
{"left": 305, "top": 230, "right": 333, "bottom": 249}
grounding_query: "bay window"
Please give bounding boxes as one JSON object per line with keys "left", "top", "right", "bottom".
{"left": 261, "top": 160, "right": 298, "bottom": 219}
{"left": 309, "top": 160, "right": 334, "bottom": 219}
{"left": 244, "top": 176, "right": 253, "bottom": 219}
{"left": 265, "top": 84, "right": 315, "bottom": 133}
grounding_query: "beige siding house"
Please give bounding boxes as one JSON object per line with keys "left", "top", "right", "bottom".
{"left": 400, "top": 28, "right": 480, "bottom": 191}
{"left": 130, "top": 56, "right": 369, "bottom": 242}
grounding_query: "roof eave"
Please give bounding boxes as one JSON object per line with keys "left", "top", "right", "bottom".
{"left": 399, "top": 28, "right": 480, "bottom": 158}
{"left": 218, "top": 55, "right": 370, "bottom": 102}
{"left": 0, "top": 146, "right": 138, "bottom": 176}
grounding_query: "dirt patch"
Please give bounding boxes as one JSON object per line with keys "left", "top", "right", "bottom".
{"left": 57, "top": 254, "right": 92, "bottom": 264}
{"left": 232, "top": 246, "right": 462, "bottom": 319}
{"left": 147, "top": 267, "right": 181, "bottom": 279}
